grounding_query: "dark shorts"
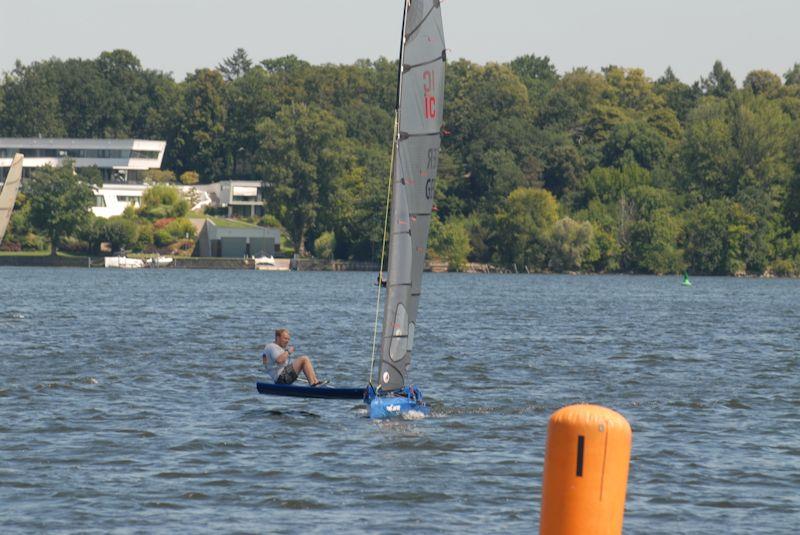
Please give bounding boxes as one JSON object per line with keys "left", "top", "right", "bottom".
{"left": 276, "top": 365, "right": 299, "bottom": 385}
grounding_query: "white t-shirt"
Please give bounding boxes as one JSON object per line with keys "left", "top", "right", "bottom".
{"left": 263, "top": 342, "right": 289, "bottom": 381}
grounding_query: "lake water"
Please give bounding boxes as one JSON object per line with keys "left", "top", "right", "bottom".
{"left": 1, "top": 268, "right": 798, "bottom": 533}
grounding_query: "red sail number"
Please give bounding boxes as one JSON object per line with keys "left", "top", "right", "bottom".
{"left": 423, "top": 70, "right": 436, "bottom": 119}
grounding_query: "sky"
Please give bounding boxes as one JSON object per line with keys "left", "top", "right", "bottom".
{"left": 2, "top": 0, "right": 800, "bottom": 85}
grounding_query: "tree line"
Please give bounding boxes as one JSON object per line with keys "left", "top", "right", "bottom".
{"left": 3, "top": 48, "right": 800, "bottom": 275}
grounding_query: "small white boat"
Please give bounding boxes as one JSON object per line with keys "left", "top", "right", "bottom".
{"left": 253, "top": 255, "right": 275, "bottom": 266}
{"left": 104, "top": 256, "right": 144, "bottom": 269}
{"left": 146, "top": 256, "right": 173, "bottom": 267}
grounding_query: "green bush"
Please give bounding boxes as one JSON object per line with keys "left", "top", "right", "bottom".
{"left": 164, "top": 218, "right": 196, "bottom": 241}
{"left": 429, "top": 216, "right": 472, "bottom": 271}
{"left": 153, "top": 228, "right": 172, "bottom": 247}
{"left": 179, "top": 171, "right": 200, "bottom": 185}
{"left": 104, "top": 216, "right": 139, "bottom": 252}
{"left": 769, "top": 258, "right": 799, "bottom": 277}
{"left": 136, "top": 222, "right": 155, "bottom": 251}
{"left": 314, "top": 231, "right": 336, "bottom": 259}
{"left": 139, "top": 184, "right": 189, "bottom": 219}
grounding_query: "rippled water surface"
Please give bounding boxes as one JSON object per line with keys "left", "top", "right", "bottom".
{"left": 1, "top": 268, "right": 798, "bottom": 533}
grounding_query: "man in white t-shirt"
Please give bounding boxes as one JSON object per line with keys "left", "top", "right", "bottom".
{"left": 262, "top": 328, "right": 326, "bottom": 386}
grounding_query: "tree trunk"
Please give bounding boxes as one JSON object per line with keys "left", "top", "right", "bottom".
{"left": 50, "top": 233, "right": 58, "bottom": 257}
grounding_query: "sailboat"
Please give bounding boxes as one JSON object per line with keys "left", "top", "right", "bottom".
{"left": 256, "top": 0, "right": 446, "bottom": 419}
{"left": 0, "top": 153, "right": 24, "bottom": 245}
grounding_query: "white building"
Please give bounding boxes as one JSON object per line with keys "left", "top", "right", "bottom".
{"left": 186, "top": 180, "right": 266, "bottom": 217}
{"left": 0, "top": 140, "right": 270, "bottom": 219}
{"left": 92, "top": 183, "right": 148, "bottom": 218}
{"left": 0, "top": 138, "right": 167, "bottom": 218}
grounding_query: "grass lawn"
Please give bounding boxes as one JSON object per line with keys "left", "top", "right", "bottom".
{"left": 207, "top": 216, "right": 260, "bottom": 228}
{"left": 0, "top": 250, "right": 87, "bottom": 258}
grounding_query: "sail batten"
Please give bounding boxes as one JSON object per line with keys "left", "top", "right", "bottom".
{"left": 377, "top": 0, "right": 445, "bottom": 391}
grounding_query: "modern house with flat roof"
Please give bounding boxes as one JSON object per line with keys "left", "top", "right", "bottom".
{"left": 0, "top": 138, "right": 166, "bottom": 183}
{"left": 193, "top": 219, "right": 280, "bottom": 258}
{"left": 188, "top": 180, "right": 266, "bottom": 218}
{"left": 0, "top": 138, "right": 167, "bottom": 218}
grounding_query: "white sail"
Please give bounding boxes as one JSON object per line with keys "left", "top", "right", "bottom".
{"left": 378, "top": 0, "right": 445, "bottom": 391}
{"left": 0, "top": 153, "right": 24, "bottom": 245}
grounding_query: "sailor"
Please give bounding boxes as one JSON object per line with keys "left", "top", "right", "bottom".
{"left": 262, "top": 328, "right": 327, "bottom": 387}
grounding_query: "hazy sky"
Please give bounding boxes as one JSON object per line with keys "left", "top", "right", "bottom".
{"left": 2, "top": 0, "right": 800, "bottom": 85}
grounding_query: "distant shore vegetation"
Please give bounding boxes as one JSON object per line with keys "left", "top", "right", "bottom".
{"left": 3, "top": 49, "right": 800, "bottom": 275}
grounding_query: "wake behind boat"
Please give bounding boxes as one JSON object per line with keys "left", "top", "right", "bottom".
{"left": 255, "top": 0, "right": 446, "bottom": 419}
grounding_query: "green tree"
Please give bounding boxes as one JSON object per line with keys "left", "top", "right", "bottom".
{"left": 547, "top": 217, "right": 598, "bottom": 271}
{"left": 493, "top": 187, "right": 559, "bottom": 269}
{"left": 255, "top": 103, "right": 353, "bottom": 254}
{"left": 429, "top": 215, "right": 472, "bottom": 271}
{"left": 654, "top": 66, "right": 701, "bottom": 122}
{"left": 623, "top": 185, "right": 684, "bottom": 273}
{"left": 139, "top": 184, "right": 189, "bottom": 219}
{"left": 145, "top": 169, "right": 176, "bottom": 183}
{"left": 314, "top": 231, "right": 336, "bottom": 259}
{"left": 0, "top": 60, "right": 66, "bottom": 136}
{"left": 680, "top": 92, "right": 791, "bottom": 200}
{"left": 682, "top": 199, "right": 757, "bottom": 274}
{"left": 700, "top": 60, "right": 737, "bottom": 98}
{"left": 173, "top": 69, "right": 227, "bottom": 180}
{"left": 179, "top": 171, "right": 200, "bottom": 185}
{"left": 508, "top": 54, "right": 559, "bottom": 105}
{"left": 104, "top": 215, "right": 139, "bottom": 252}
{"left": 602, "top": 121, "right": 667, "bottom": 170}
{"left": 784, "top": 63, "right": 800, "bottom": 86}
{"left": 25, "top": 161, "right": 100, "bottom": 255}
{"left": 217, "top": 48, "right": 253, "bottom": 81}
{"left": 329, "top": 158, "right": 386, "bottom": 260}
{"left": 743, "top": 70, "right": 782, "bottom": 97}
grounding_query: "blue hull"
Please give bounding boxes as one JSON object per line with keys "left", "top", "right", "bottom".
{"left": 256, "top": 382, "right": 366, "bottom": 400}
{"left": 365, "top": 385, "right": 429, "bottom": 419}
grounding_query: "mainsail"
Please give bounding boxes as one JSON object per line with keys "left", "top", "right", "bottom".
{"left": 377, "top": 0, "right": 445, "bottom": 391}
{"left": 0, "top": 154, "right": 24, "bottom": 245}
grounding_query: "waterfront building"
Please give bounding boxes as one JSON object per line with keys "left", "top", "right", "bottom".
{"left": 186, "top": 180, "right": 266, "bottom": 218}
{"left": 193, "top": 219, "right": 280, "bottom": 258}
{"left": 0, "top": 137, "right": 167, "bottom": 218}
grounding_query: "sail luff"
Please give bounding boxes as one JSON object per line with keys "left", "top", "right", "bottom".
{"left": 0, "top": 153, "right": 24, "bottom": 245}
{"left": 377, "top": 0, "right": 445, "bottom": 391}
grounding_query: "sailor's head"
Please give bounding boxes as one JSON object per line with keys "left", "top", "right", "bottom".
{"left": 275, "top": 328, "right": 290, "bottom": 346}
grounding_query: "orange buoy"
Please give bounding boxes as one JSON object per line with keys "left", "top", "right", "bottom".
{"left": 540, "top": 404, "right": 632, "bottom": 535}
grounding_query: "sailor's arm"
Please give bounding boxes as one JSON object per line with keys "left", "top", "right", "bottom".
{"left": 276, "top": 345, "right": 294, "bottom": 364}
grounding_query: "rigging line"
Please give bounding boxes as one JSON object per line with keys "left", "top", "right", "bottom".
{"left": 369, "top": 0, "right": 409, "bottom": 386}
{"left": 368, "top": 111, "right": 398, "bottom": 385}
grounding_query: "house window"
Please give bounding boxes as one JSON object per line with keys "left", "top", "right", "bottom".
{"left": 95, "top": 195, "right": 107, "bottom": 207}
{"left": 116, "top": 195, "right": 141, "bottom": 206}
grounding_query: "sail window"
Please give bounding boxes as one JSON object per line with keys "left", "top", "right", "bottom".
{"left": 389, "top": 303, "right": 408, "bottom": 361}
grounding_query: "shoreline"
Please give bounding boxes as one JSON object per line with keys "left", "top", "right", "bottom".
{"left": 0, "top": 254, "right": 794, "bottom": 277}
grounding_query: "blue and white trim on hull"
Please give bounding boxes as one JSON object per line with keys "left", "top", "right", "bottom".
{"left": 365, "top": 385, "right": 430, "bottom": 419}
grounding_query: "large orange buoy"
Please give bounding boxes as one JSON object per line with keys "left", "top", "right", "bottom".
{"left": 540, "top": 404, "right": 632, "bottom": 535}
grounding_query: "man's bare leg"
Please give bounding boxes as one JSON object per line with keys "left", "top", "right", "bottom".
{"left": 291, "top": 356, "right": 319, "bottom": 384}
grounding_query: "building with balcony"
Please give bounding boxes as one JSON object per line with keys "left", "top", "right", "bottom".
{"left": 0, "top": 138, "right": 167, "bottom": 218}
{"left": 0, "top": 138, "right": 166, "bottom": 183}
{"left": 188, "top": 180, "right": 266, "bottom": 218}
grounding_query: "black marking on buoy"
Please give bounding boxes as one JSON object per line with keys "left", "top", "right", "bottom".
{"left": 576, "top": 435, "right": 585, "bottom": 477}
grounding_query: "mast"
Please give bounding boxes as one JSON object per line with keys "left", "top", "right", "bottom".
{"left": 0, "top": 154, "right": 24, "bottom": 245}
{"left": 377, "top": 0, "right": 446, "bottom": 391}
